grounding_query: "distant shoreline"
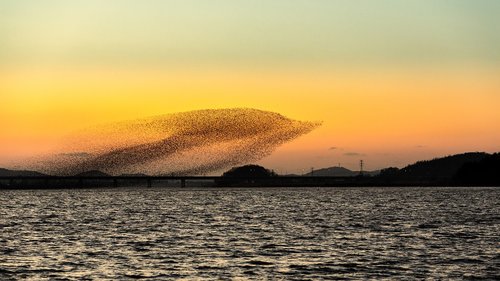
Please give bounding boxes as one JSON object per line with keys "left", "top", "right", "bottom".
{"left": 1, "top": 175, "right": 498, "bottom": 189}
{"left": 1, "top": 152, "right": 499, "bottom": 188}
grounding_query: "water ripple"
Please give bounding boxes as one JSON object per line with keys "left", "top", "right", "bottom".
{"left": 0, "top": 186, "right": 498, "bottom": 280}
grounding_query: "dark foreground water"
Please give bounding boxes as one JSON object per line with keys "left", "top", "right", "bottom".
{"left": 0, "top": 187, "right": 498, "bottom": 280}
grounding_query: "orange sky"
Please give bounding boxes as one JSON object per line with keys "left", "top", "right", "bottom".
{"left": 1, "top": 65, "right": 499, "bottom": 172}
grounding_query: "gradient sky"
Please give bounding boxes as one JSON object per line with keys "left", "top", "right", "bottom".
{"left": 1, "top": 0, "right": 499, "bottom": 173}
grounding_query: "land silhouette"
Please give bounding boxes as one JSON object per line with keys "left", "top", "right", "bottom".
{"left": 452, "top": 153, "right": 500, "bottom": 185}
{"left": 0, "top": 152, "right": 498, "bottom": 188}
{"left": 0, "top": 168, "right": 46, "bottom": 177}
{"left": 301, "top": 166, "right": 379, "bottom": 177}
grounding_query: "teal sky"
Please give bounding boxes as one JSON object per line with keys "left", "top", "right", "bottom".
{"left": 1, "top": 0, "right": 500, "bottom": 67}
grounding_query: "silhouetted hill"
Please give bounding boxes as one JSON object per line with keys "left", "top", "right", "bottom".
{"left": 222, "top": 165, "right": 277, "bottom": 178}
{"left": 378, "top": 152, "right": 490, "bottom": 184}
{"left": 400, "top": 152, "right": 488, "bottom": 179}
{"left": 74, "top": 170, "right": 111, "bottom": 177}
{"left": 218, "top": 165, "right": 277, "bottom": 186}
{"left": 120, "top": 173, "right": 149, "bottom": 177}
{"left": 304, "top": 167, "right": 379, "bottom": 177}
{"left": 304, "top": 167, "right": 354, "bottom": 177}
{"left": 453, "top": 153, "right": 500, "bottom": 186}
{"left": 0, "top": 168, "right": 47, "bottom": 177}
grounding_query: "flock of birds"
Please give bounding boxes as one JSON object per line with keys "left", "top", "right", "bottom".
{"left": 35, "top": 108, "right": 320, "bottom": 176}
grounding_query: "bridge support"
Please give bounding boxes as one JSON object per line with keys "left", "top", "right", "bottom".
{"left": 181, "top": 179, "right": 186, "bottom": 188}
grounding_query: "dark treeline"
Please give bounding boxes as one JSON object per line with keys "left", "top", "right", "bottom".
{"left": 452, "top": 153, "right": 500, "bottom": 186}
{"left": 218, "top": 153, "right": 499, "bottom": 187}
{"left": 377, "top": 152, "right": 498, "bottom": 186}
{"left": 0, "top": 152, "right": 499, "bottom": 188}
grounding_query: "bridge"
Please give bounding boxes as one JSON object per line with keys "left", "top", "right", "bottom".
{"left": 0, "top": 175, "right": 374, "bottom": 188}
{"left": 0, "top": 175, "right": 219, "bottom": 188}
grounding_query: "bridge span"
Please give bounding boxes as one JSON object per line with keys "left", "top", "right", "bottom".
{"left": 0, "top": 175, "right": 373, "bottom": 188}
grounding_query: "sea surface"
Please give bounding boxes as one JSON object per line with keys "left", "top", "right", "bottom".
{"left": 0, "top": 187, "right": 498, "bottom": 280}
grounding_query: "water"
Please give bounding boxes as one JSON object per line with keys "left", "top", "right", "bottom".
{"left": 0, "top": 187, "right": 498, "bottom": 280}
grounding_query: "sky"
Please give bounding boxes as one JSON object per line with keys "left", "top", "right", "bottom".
{"left": 1, "top": 0, "right": 499, "bottom": 173}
